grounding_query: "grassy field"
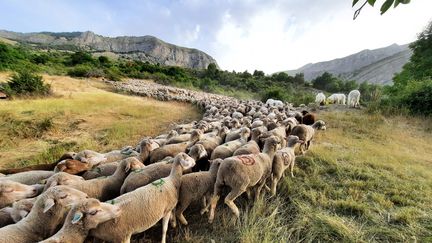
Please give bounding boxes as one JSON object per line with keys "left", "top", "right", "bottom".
{"left": 153, "top": 110, "right": 431, "bottom": 243}
{"left": 0, "top": 73, "right": 201, "bottom": 168}
{"left": 1, "top": 73, "right": 431, "bottom": 242}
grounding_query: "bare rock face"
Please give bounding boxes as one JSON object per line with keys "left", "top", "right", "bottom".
{"left": 283, "top": 43, "right": 412, "bottom": 85}
{"left": 0, "top": 30, "right": 218, "bottom": 69}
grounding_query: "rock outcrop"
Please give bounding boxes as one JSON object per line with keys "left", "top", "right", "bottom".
{"left": 0, "top": 30, "right": 218, "bottom": 69}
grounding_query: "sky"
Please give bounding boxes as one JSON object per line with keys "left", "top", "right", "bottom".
{"left": 0, "top": 0, "right": 431, "bottom": 73}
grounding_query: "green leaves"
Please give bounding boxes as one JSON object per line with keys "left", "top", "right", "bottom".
{"left": 352, "top": 0, "right": 361, "bottom": 7}
{"left": 380, "top": 0, "right": 395, "bottom": 14}
{"left": 353, "top": 0, "right": 412, "bottom": 19}
{"left": 367, "top": 0, "right": 377, "bottom": 6}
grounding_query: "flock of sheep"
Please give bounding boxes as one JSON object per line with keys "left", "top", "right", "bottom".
{"left": 0, "top": 79, "right": 362, "bottom": 243}
{"left": 315, "top": 90, "right": 361, "bottom": 107}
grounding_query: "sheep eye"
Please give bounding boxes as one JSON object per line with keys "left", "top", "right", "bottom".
{"left": 60, "top": 194, "right": 68, "bottom": 199}
{"left": 89, "top": 210, "right": 98, "bottom": 215}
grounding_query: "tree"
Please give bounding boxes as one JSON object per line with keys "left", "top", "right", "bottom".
{"left": 69, "top": 51, "right": 94, "bottom": 65}
{"left": 293, "top": 73, "right": 305, "bottom": 86}
{"left": 98, "top": 56, "right": 110, "bottom": 66}
{"left": 393, "top": 20, "right": 432, "bottom": 87}
{"left": 312, "top": 72, "right": 335, "bottom": 90}
{"left": 353, "top": 0, "right": 411, "bottom": 20}
{"left": 206, "top": 63, "right": 218, "bottom": 79}
{"left": 253, "top": 70, "right": 265, "bottom": 77}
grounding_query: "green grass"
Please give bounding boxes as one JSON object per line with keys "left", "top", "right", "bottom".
{"left": 0, "top": 74, "right": 201, "bottom": 168}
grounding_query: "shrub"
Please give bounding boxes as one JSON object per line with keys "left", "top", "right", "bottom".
{"left": 4, "top": 71, "right": 51, "bottom": 96}
{"left": 261, "top": 86, "right": 286, "bottom": 102}
{"left": 67, "top": 65, "right": 92, "bottom": 77}
{"left": 398, "top": 80, "right": 432, "bottom": 116}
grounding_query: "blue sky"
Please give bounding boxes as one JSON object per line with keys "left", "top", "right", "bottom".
{"left": 1, "top": 0, "right": 431, "bottom": 73}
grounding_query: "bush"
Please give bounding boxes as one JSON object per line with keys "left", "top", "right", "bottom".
{"left": 261, "top": 86, "right": 286, "bottom": 102}
{"left": 67, "top": 65, "right": 92, "bottom": 77}
{"left": 399, "top": 80, "right": 432, "bottom": 116}
{"left": 4, "top": 71, "right": 51, "bottom": 96}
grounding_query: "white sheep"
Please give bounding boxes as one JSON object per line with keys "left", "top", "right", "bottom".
{"left": 347, "top": 89, "right": 361, "bottom": 108}
{"left": 327, "top": 94, "right": 346, "bottom": 105}
{"left": 90, "top": 153, "right": 196, "bottom": 243}
{"left": 0, "top": 180, "right": 42, "bottom": 208}
{"left": 39, "top": 198, "right": 121, "bottom": 243}
{"left": 0, "top": 186, "right": 88, "bottom": 242}
{"left": 315, "top": 92, "right": 326, "bottom": 105}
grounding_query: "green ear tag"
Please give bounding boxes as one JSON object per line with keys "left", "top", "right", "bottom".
{"left": 109, "top": 199, "right": 116, "bottom": 205}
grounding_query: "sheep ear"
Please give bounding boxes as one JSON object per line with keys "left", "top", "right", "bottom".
{"left": 71, "top": 212, "right": 83, "bottom": 224}
{"left": 124, "top": 162, "right": 131, "bottom": 173}
{"left": 19, "top": 210, "right": 29, "bottom": 219}
{"left": 50, "top": 180, "right": 58, "bottom": 187}
{"left": 43, "top": 198, "right": 56, "bottom": 213}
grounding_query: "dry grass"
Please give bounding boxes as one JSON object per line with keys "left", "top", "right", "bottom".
{"left": 0, "top": 74, "right": 201, "bottom": 168}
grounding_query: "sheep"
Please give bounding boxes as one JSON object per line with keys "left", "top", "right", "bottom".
{"left": 187, "top": 144, "right": 209, "bottom": 171}
{"left": 233, "top": 140, "right": 260, "bottom": 156}
{"left": 39, "top": 198, "right": 121, "bottom": 243}
{"left": 74, "top": 147, "right": 139, "bottom": 167}
{"left": 0, "top": 186, "right": 88, "bottom": 242}
{"left": 196, "top": 126, "right": 228, "bottom": 156}
{"left": 210, "top": 127, "right": 250, "bottom": 160}
{"left": 208, "top": 136, "right": 281, "bottom": 223}
{"left": 225, "top": 127, "right": 249, "bottom": 142}
{"left": 270, "top": 135, "right": 304, "bottom": 196}
{"left": 120, "top": 156, "right": 186, "bottom": 194}
{"left": 149, "top": 130, "right": 203, "bottom": 164}
{"left": 290, "top": 120, "right": 326, "bottom": 155}
{"left": 10, "top": 197, "right": 36, "bottom": 223}
{"left": 90, "top": 153, "right": 196, "bottom": 243}
{"left": 0, "top": 207, "right": 14, "bottom": 227}
{"left": 174, "top": 159, "right": 222, "bottom": 226}
{"left": 45, "top": 158, "right": 144, "bottom": 201}
{"left": 0, "top": 180, "right": 42, "bottom": 208}
{"left": 54, "top": 159, "right": 93, "bottom": 175}
{"left": 0, "top": 170, "right": 55, "bottom": 185}
{"left": 0, "top": 162, "right": 58, "bottom": 175}
{"left": 315, "top": 92, "right": 326, "bottom": 106}
{"left": 301, "top": 110, "right": 316, "bottom": 126}
{"left": 327, "top": 93, "right": 346, "bottom": 105}
{"left": 347, "top": 89, "right": 361, "bottom": 108}
{"left": 81, "top": 162, "right": 119, "bottom": 180}
{"left": 164, "top": 130, "right": 195, "bottom": 145}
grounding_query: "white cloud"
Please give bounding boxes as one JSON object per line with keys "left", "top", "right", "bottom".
{"left": 212, "top": 0, "right": 432, "bottom": 73}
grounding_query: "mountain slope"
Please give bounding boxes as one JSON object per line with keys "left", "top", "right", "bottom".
{"left": 0, "top": 30, "right": 217, "bottom": 69}
{"left": 285, "top": 43, "right": 412, "bottom": 85}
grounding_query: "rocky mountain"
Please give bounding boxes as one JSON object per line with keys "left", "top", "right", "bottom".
{"left": 0, "top": 30, "right": 218, "bottom": 69}
{"left": 284, "top": 43, "right": 412, "bottom": 85}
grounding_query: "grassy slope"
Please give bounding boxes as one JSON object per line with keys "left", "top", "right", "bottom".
{"left": 0, "top": 74, "right": 201, "bottom": 168}
{"left": 154, "top": 110, "right": 431, "bottom": 243}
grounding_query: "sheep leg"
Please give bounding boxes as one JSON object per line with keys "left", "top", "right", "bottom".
{"left": 290, "top": 160, "right": 295, "bottom": 178}
{"left": 161, "top": 211, "right": 172, "bottom": 243}
{"left": 271, "top": 172, "right": 283, "bottom": 196}
{"left": 170, "top": 209, "right": 177, "bottom": 228}
{"left": 175, "top": 201, "right": 190, "bottom": 226}
{"left": 208, "top": 182, "right": 223, "bottom": 223}
{"left": 200, "top": 196, "right": 209, "bottom": 215}
{"left": 225, "top": 186, "right": 246, "bottom": 218}
{"left": 254, "top": 181, "right": 266, "bottom": 201}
